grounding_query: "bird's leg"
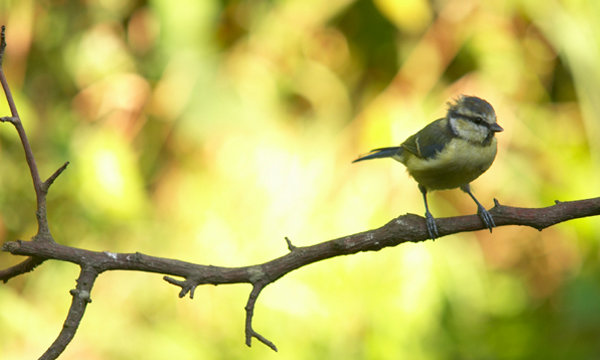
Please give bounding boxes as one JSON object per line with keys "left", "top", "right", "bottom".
{"left": 419, "top": 185, "right": 439, "bottom": 239}
{"left": 461, "top": 184, "right": 495, "bottom": 232}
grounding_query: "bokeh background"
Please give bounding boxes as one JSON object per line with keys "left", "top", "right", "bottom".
{"left": 1, "top": 0, "right": 600, "bottom": 359}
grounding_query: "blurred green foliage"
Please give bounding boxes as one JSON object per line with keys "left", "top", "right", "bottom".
{"left": 1, "top": 0, "right": 599, "bottom": 359}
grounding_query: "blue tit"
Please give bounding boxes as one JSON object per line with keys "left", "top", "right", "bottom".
{"left": 353, "top": 95, "right": 503, "bottom": 239}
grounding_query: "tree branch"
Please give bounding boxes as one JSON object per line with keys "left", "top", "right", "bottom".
{"left": 2, "top": 197, "right": 599, "bottom": 355}
{"left": 4, "top": 200, "right": 599, "bottom": 278}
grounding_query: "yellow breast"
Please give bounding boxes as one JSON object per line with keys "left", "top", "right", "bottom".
{"left": 399, "top": 137, "right": 497, "bottom": 190}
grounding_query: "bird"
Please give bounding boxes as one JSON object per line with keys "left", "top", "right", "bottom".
{"left": 353, "top": 95, "right": 503, "bottom": 239}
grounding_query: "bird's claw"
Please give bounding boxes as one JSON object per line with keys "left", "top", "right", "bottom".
{"left": 425, "top": 212, "right": 439, "bottom": 240}
{"left": 477, "top": 205, "right": 496, "bottom": 232}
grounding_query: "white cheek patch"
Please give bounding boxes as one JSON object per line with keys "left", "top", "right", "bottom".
{"left": 452, "top": 117, "right": 489, "bottom": 143}
{"left": 448, "top": 116, "right": 459, "bottom": 136}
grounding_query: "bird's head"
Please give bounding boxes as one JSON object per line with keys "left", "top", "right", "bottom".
{"left": 447, "top": 95, "right": 503, "bottom": 144}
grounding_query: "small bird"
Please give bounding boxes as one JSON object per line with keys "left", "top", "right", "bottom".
{"left": 353, "top": 95, "right": 503, "bottom": 239}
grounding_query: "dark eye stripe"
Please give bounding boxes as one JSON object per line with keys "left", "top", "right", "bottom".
{"left": 467, "top": 115, "right": 485, "bottom": 125}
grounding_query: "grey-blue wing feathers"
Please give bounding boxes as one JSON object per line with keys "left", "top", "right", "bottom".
{"left": 353, "top": 118, "right": 456, "bottom": 163}
{"left": 401, "top": 118, "right": 455, "bottom": 159}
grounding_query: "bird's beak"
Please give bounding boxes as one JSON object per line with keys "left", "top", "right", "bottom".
{"left": 490, "top": 123, "right": 503, "bottom": 132}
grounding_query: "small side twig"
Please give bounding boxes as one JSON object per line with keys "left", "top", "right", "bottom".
{"left": 0, "top": 256, "right": 45, "bottom": 283}
{"left": 284, "top": 236, "right": 297, "bottom": 251}
{"left": 41, "top": 161, "right": 70, "bottom": 194}
{"left": 163, "top": 276, "right": 198, "bottom": 299}
{"left": 244, "top": 283, "right": 277, "bottom": 352}
{"left": 0, "top": 115, "right": 16, "bottom": 123}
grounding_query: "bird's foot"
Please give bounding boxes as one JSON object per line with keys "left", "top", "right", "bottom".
{"left": 477, "top": 205, "right": 496, "bottom": 232}
{"left": 425, "top": 212, "right": 439, "bottom": 240}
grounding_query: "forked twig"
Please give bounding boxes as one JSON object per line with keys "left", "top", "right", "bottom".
{"left": 245, "top": 283, "right": 277, "bottom": 351}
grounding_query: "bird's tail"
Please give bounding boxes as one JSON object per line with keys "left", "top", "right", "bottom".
{"left": 352, "top": 146, "right": 402, "bottom": 163}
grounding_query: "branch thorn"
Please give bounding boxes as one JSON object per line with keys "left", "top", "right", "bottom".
{"left": 42, "top": 161, "right": 70, "bottom": 193}
{"left": 284, "top": 236, "right": 297, "bottom": 252}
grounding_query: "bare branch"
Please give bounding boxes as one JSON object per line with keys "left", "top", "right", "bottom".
{"left": 0, "top": 26, "right": 50, "bottom": 237}
{"left": 3, "top": 197, "right": 599, "bottom": 353}
{"left": 39, "top": 266, "right": 98, "bottom": 360}
{"left": 0, "top": 256, "right": 45, "bottom": 283}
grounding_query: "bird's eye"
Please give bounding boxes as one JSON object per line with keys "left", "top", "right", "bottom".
{"left": 473, "top": 116, "right": 485, "bottom": 124}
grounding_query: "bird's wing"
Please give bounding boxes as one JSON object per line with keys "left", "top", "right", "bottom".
{"left": 401, "top": 118, "right": 455, "bottom": 159}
